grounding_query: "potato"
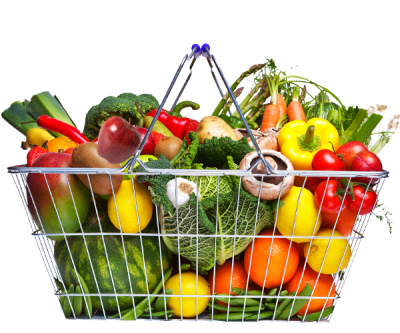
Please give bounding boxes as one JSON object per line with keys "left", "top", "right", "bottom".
{"left": 196, "top": 116, "right": 239, "bottom": 144}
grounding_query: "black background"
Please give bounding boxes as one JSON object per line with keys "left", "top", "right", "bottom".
{"left": 0, "top": 39, "right": 399, "bottom": 324}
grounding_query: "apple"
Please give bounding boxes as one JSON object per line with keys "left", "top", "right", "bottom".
{"left": 350, "top": 150, "right": 383, "bottom": 184}
{"left": 336, "top": 141, "right": 368, "bottom": 170}
{"left": 136, "top": 127, "right": 156, "bottom": 155}
{"left": 97, "top": 116, "right": 142, "bottom": 164}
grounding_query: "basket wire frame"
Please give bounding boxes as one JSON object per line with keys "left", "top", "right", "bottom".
{"left": 8, "top": 47, "right": 389, "bottom": 322}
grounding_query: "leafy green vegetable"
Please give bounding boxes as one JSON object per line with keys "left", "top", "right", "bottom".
{"left": 170, "top": 131, "right": 200, "bottom": 169}
{"left": 135, "top": 155, "right": 175, "bottom": 214}
{"left": 194, "top": 136, "right": 255, "bottom": 168}
{"left": 83, "top": 93, "right": 159, "bottom": 140}
{"left": 161, "top": 190, "right": 274, "bottom": 271}
{"left": 161, "top": 194, "right": 216, "bottom": 270}
{"left": 223, "top": 155, "right": 240, "bottom": 188}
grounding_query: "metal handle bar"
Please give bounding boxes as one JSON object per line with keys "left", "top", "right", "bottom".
{"left": 123, "top": 44, "right": 275, "bottom": 175}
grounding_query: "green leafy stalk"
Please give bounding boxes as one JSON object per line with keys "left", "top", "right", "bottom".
{"left": 353, "top": 113, "right": 383, "bottom": 144}
{"left": 221, "top": 87, "right": 244, "bottom": 115}
{"left": 339, "top": 107, "right": 368, "bottom": 146}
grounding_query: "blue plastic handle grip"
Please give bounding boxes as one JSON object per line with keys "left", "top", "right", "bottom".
{"left": 201, "top": 43, "right": 210, "bottom": 52}
{"left": 191, "top": 44, "right": 201, "bottom": 52}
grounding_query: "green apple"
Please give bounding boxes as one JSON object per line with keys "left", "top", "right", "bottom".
{"left": 121, "top": 154, "right": 158, "bottom": 180}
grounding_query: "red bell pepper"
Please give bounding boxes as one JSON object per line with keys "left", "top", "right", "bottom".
{"left": 147, "top": 110, "right": 190, "bottom": 140}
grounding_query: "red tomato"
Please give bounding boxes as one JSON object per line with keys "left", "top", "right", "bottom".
{"left": 315, "top": 180, "right": 348, "bottom": 213}
{"left": 347, "top": 186, "right": 377, "bottom": 215}
{"left": 305, "top": 177, "right": 323, "bottom": 194}
{"left": 312, "top": 149, "right": 343, "bottom": 179}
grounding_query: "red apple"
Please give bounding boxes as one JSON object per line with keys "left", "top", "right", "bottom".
{"left": 351, "top": 150, "right": 383, "bottom": 184}
{"left": 337, "top": 141, "right": 368, "bottom": 170}
{"left": 97, "top": 116, "right": 142, "bottom": 164}
{"left": 136, "top": 127, "right": 156, "bottom": 155}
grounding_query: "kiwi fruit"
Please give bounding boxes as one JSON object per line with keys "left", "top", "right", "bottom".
{"left": 154, "top": 136, "right": 183, "bottom": 160}
{"left": 71, "top": 142, "right": 123, "bottom": 195}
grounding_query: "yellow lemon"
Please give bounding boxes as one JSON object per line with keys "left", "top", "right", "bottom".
{"left": 165, "top": 272, "right": 210, "bottom": 318}
{"left": 276, "top": 186, "right": 321, "bottom": 243}
{"left": 304, "top": 229, "right": 352, "bottom": 274}
{"left": 107, "top": 179, "right": 153, "bottom": 233}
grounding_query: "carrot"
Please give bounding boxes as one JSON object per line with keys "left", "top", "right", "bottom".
{"left": 276, "top": 94, "right": 287, "bottom": 118}
{"left": 288, "top": 87, "right": 306, "bottom": 122}
{"left": 260, "top": 104, "right": 280, "bottom": 132}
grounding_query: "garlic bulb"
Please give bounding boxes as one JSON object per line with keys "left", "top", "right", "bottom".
{"left": 166, "top": 178, "right": 198, "bottom": 208}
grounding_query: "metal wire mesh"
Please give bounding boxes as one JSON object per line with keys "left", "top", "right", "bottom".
{"left": 8, "top": 167, "right": 387, "bottom": 322}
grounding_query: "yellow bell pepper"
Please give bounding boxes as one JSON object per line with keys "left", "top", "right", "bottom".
{"left": 278, "top": 118, "right": 339, "bottom": 170}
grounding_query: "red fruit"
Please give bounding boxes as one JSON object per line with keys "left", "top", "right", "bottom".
{"left": 151, "top": 131, "right": 165, "bottom": 146}
{"left": 97, "top": 116, "right": 142, "bottom": 164}
{"left": 347, "top": 185, "right": 377, "bottom": 215}
{"left": 92, "top": 137, "right": 98, "bottom": 143}
{"left": 27, "top": 152, "right": 91, "bottom": 241}
{"left": 350, "top": 150, "right": 383, "bottom": 184}
{"left": 136, "top": 127, "right": 155, "bottom": 155}
{"left": 183, "top": 119, "right": 199, "bottom": 144}
{"left": 312, "top": 149, "right": 343, "bottom": 177}
{"left": 27, "top": 146, "right": 48, "bottom": 166}
{"left": 64, "top": 147, "right": 75, "bottom": 154}
{"left": 304, "top": 177, "right": 323, "bottom": 194}
{"left": 336, "top": 141, "right": 368, "bottom": 170}
{"left": 315, "top": 180, "right": 348, "bottom": 213}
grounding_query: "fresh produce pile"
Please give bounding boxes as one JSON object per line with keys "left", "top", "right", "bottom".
{"left": 3, "top": 59, "right": 399, "bottom": 321}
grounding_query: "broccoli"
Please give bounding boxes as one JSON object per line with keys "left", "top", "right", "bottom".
{"left": 82, "top": 93, "right": 159, "bottom": 140}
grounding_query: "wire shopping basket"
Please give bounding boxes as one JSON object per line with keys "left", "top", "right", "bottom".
{"left": 8, "top": 45, "right": 389, "bottom": 322}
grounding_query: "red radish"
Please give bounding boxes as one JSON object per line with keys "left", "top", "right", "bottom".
{"left": 136, "top": 127, "right": 155, "bottom": 155}
{"left": 350, "top": 150, "right": 383, "bottom": 184}
{"left": 97, "top": 116, "right": 142, "bottom": 164}
{"left": 336, "top": 141, "right": 368, "bottom": 170}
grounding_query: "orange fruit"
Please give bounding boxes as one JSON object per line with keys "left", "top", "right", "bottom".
{"left": 284, "top": 264, "right": 336, "bottom": 315}
{"left": 45, "top": 137, "right": 78, "bottom": 152}
{"left": 208, "top": 260, "right": 257, "bottom": 296}
{"left": 244, "top": 230, "right": 299, "bottom": 289}
{"left": 321, "top": 208, "right": 358, "bottom": 236}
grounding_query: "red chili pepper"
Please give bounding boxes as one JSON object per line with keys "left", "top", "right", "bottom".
{"left": 37, "top": 115, "right": 90, "bottom": 144}
{"left": 147, "top": 109, "right": 191, "bottom": 139}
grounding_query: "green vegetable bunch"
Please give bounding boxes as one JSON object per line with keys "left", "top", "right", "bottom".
{"left": 135, "top": 133, "right": 273, "bottom": 271}
{"left": 83, "top": 92, "right": 159, "bottom": 140}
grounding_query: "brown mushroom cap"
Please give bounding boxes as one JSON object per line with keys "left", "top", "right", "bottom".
{"left": 234, "top": 128, "right": 279, "bottom": 151}
{"left": 239, "top": 149, "right": 295, "bottom": 200}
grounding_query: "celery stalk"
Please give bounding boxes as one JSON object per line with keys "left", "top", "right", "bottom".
{"left": 353, "top": 113, "right": 383, "bottom": 144}
{"left": 339, "top": 108, "right": 367, "bottom": 145}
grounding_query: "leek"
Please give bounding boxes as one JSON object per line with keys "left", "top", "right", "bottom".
{"left": 1, "top": 91, "right": 77, "bottom": 138}
{"left": 1, "top": 102, "right": 39, "bottom": 135}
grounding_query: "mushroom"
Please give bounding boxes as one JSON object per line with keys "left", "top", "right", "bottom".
{"left": 234, "top": 128, "right": 279, "bottom": 151}
{"left": 239, "top": 149, "right": 295, "bottom": 200}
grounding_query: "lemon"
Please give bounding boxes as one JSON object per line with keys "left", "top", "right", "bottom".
{"left": 107, "top": 179, "right": 153, "bottom": 233}
{"left": 305, "top": 229, "right": 352, "bottom": 274}
{"left": 165, "top": 272, "right": 210, "bottom": 318}
{"left": 276, "top": 186, "right": 321, "bottom": 243}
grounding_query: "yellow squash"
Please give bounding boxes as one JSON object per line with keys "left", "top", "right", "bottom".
{"left": 278, "top": 118, "right": 339, "bottom": 170}
{"left": 25, "top": 128, "right": 54, "bottom": 147}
